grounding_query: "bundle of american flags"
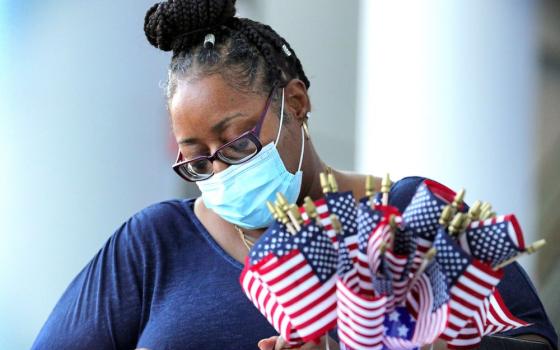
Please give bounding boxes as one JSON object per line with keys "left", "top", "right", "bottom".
{"left": 239, "top": 173, "right": 545, "bottom": 349}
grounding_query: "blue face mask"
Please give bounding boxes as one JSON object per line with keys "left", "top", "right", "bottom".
{"left": 196, "top": 89, "right": 305, "bottom": 229}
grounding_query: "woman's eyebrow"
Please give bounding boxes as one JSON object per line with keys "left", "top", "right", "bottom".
{"left": 178, "top": 112, "right": 249, "bottom": 145}
{"left": 211, "top": 112, "right": 247, "bottom": 133}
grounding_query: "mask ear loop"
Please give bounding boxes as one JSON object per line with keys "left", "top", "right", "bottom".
{"left": 297, "top": 125, "right": 305, "bottom": 172}
{"left": 275, "top": 87, "right": 305, "bottom": 173}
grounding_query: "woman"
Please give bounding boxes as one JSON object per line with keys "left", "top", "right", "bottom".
{"left": 32, "top": 1, "right": 557, "bottom": 349}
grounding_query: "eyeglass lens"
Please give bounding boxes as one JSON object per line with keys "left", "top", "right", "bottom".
{"left": 178, "top": 134, "right": 259, "bottom": 180}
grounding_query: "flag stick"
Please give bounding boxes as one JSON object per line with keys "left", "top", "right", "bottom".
{"left": 287, "top": 204, "right": 303, "bottom": 231}
{"left": 405, "top": 247, "right": 437, "bottom": 295}
{"left": 494, "top": 239, "right": 546, "bottom": 270}
{"left": 386, "top": 214, "right": 399, "bottom": 251}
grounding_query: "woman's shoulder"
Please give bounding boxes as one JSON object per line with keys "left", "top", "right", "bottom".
{"left": 387, "top": 175, "right": 427, "bottom": 211}
{"left": 110, "top": 197, "right": 200, "bottom": 251}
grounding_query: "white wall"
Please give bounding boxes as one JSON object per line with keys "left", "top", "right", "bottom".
{"left": 356, "top": 0, "right": 539, "bottom": 275}
{"left": 0, "top": 1, "right": 184, "bottom": 348}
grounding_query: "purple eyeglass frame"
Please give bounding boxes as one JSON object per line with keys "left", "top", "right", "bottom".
{"left": 172, "top": 86, "right": 277, "bottom": 182}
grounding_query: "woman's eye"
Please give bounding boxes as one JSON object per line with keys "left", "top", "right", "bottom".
{"left": 188, "top": 159, "right": 211, "bottom": 174}
{"left": 229, "top": 138, "right": 251, "bottom": 151}
{"left": 219, "top": 137, "right": 258, "bottom": 162}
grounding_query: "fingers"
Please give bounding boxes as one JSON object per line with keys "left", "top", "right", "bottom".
{"left": 258, "top": 335, "right": 339, "bottom": 350}
{"left": 258, "top": 336, "right": 278, "bottom": 350}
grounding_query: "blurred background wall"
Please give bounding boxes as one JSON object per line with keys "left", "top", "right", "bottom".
{"left": 0, "top": 0, "right": 557, "bottom": 349}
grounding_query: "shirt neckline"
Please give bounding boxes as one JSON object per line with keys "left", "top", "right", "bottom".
{"left": 181, "top": 197, "right": 245, "bottom": 271}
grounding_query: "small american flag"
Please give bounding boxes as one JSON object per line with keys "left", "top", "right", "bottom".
{"left": 407, "top": 262, "right": 450, "bottom": 345}
{"left": 383, "top": 248, "right": 409, "bottom": 308}
{"left": 247, "top": 222, "right": 338, "bottom": 342}
{"left": 337, "top": 240, "right": 387, "bottom": 350}
{"left": 384, "top": 262, "right": 449, "bottom": 349}
{"left": 459, "top": 214, "right": 526, "bottom": 268}
{"left": 240, "top": 261, "right": 303, "bottom": 344}
{"left": 447, "top": 290, "right": 529, "bottom": 349}
{"left": 433, "top": 230, "right": 503, "bottom": 342}
{"left": 401, "top": 179, "right": 462, "bottom": 272}
{"left": 367, "top": 207, "right": 407, "bottom": 310}
{"left": 326, "top": 191, "right": 359, "bottom": 263}
{"left": 356, "top": 198, "right": 384, "bottom": 295}
{"left": 240, "top": 221, "right": 304, "bottom": 344}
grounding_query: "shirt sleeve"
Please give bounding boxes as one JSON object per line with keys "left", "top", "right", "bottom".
{"left": 31, "top": 214, "right": 153, "bottom": 350}
{"left": 388, "top": 176, "right": 558, "bottom": 349}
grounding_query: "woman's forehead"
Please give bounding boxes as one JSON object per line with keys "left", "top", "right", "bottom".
{"left": 170, "top": 75, "right": 256, "bottom": 122}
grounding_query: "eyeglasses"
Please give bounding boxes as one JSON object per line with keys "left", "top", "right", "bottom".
{"left": 172, "top": 87, "right": 277, "bottom": 182}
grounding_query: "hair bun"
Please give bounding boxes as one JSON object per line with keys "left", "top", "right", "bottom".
{"left": 144, "top": 0, "right": 237, "bottom": 52}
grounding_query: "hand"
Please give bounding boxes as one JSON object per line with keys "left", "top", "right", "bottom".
{"left": 258, "top": 335, "right": 339, "bottom": 350}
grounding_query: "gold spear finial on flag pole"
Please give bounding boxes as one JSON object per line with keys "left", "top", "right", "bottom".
{"left": 385, "top": 214, "right": 399, "bottom": 251}
{"left": 448, "top": 213, "right": 467, "bottom": 237}
{"left": 405, "top": 247, "right": 437, "bottom": 295}
{"left": 381, "top": 173, "right": 392, "bottom": 206}
{"left": 271, "top": 198, "right": 297, "bottom": 235}
{"left": 276, "top": 192, "right": 290, "bottom": 213}
{"left": 439, "top": 205, "right": 454, "bottom": 228}
{"left": 494, "top": 239, "right": 546, "bottom": 270}
{"left": 479, "top": 202, "right": 496, "bottom": 220}
{"left": 468, "top": 200, "right": 483, "bottom": 221}
{"left": 266, "top": 201, "right": 280, "bottom": 221}
{"left": 320, "top": 172, "right": 331, "bottom": 194}
{"left": 365, "top": 175, "right": 376, "bottom": 207}
{"left": 330, "top": 214, "right": 342, "bottom": 235}
{"left": 450, "top": 188, "right": 466, "bottom": 215}
{"left": 327, "top": 173, "right": 339, "bottom": 193}
{"left": 303, "top": 196, "right": 319, "bottom": 222}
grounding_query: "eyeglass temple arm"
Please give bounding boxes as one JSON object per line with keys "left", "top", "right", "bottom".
{"left": 253, "top": 86, "right": 277, "bottom": 137}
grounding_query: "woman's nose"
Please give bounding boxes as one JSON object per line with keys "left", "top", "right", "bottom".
{"left": 212, "top": 159, "right": 230, "bottom": 174}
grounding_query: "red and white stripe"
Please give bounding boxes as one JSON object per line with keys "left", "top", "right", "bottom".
{"left": 240, "top": 257, "right": 303, "bottom": 345}
{"left": 447, "top": 290, "right": 529, "bottom": 349}
{"left": 354, "top": 223, "right": 382, "bottom": 295}
{"left": 336, "top": 278, "right": 386, "bottom": 350}
{"left": 407, "top": 274, "right": 449, "bottom": 345}
{"left": 384, "top": 249, "right": 409, "bottom": 309}
{"left": 254, "top": 249, "right": 338, "bottom": 342}
{"left": 440, "top": 260, "right": 503, "bottom": 341}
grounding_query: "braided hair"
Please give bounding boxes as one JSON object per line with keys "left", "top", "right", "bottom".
{"left": 143, "top": 0, "right": 310, "bottom": 104}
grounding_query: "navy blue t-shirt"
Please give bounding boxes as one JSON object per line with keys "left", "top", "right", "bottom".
{"left": 31, "top": 176, "right": 558, "bottom": 349}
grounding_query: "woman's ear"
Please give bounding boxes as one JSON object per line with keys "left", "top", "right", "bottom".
{"left": 284, "top": 79, "right": 311, "bottom": 123}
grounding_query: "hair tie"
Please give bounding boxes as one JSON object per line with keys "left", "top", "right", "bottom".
{"left": 281, "top": 44, "right": 292, "bottom": 57}
{"left": 204, "top": 33, "right": 216, "bottom": 48}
